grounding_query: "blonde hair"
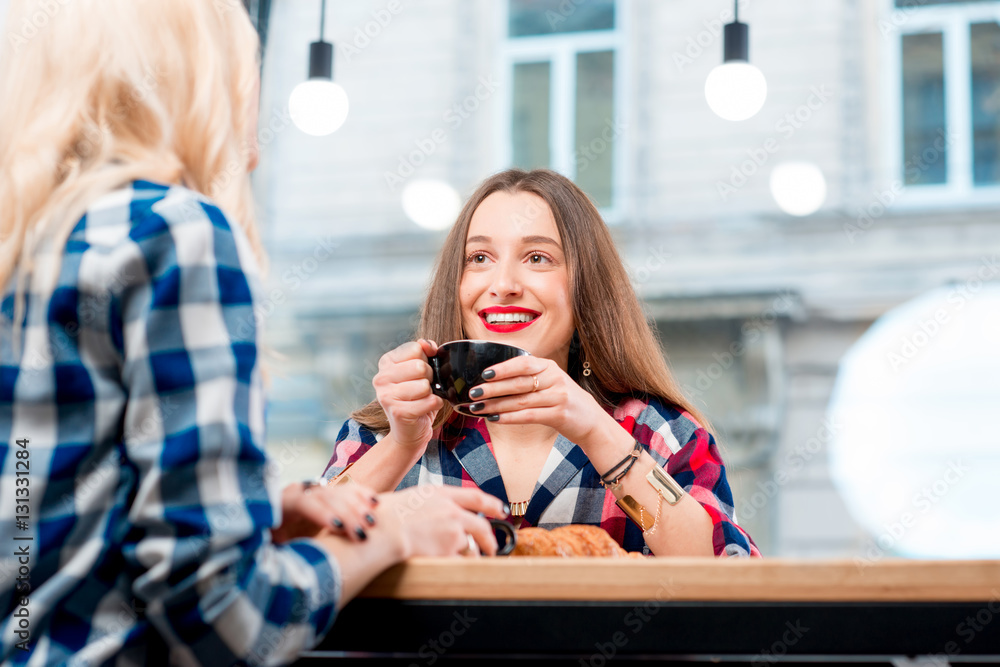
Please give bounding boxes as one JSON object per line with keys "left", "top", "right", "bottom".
{"left": 0, "top": 0, "right": 265, "bottom": 300}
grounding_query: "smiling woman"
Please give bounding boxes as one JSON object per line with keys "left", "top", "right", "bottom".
{"left": 324, "top": 169, "right": 760, "bottom": 558}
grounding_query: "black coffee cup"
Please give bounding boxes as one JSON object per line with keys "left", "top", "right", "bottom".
{"left": 428, "top": 340, "right": 530, "bottom": 416}
{"left": 491, "top": 518, "right": 517, "bottom": 556}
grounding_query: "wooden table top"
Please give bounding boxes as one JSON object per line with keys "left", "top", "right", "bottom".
{"left": 358, "top": 557, "right": 1000, "bottom": 602}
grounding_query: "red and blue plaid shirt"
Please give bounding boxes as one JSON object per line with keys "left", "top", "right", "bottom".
{"left": 325, "top": 397, "right": 760, "bottom": 557}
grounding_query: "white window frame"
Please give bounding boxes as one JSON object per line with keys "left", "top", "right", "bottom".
{"left": 494, "top": 0, "right": 630, "bottom": 223}
{"left": 882, "top": 0, "right": 1000, "bottom": 209}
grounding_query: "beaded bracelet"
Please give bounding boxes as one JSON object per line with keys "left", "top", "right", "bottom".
{"left": 599, "top": 439, "right": 642, "bottom": 489}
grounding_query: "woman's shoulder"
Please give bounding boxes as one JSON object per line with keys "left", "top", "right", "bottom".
{"left": 78, "top": 180, "right": 235, "bottom": 249}
{"left": 76, "top": 180, "right": 259, "bottom": 289}
{"left": 612, "top": 395, "right": 706, "bottom": 453}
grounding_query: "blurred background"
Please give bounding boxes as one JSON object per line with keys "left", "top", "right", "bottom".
{"left": 6, "top": 0, "right": 996, "bottom": 558}
{"left": 247, "top": 0, "right": 1000, "bottom": 559}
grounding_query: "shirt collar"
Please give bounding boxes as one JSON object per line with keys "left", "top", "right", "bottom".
{"left": 449, "top": 416, "right": 591, "bottom": 524}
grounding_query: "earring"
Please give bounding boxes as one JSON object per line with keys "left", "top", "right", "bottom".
{"left": 582, "top": 361, "right": 592, "bottom": 377}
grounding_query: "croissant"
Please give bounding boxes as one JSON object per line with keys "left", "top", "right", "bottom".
{"left": 511, "top": 525, "right": 646, "bottom": 558}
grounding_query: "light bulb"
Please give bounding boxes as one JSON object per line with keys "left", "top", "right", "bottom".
{"left": 704, "top": 61, "right": 767, "bottom": 122}
{"left": 770, "top": 162, "right": 827, "bottom": 216}
{"left": 289, "top": 79, "right": 349, "bottom": 136}
{"left": 402, "top": 179, "right": 461, "bottom": 230}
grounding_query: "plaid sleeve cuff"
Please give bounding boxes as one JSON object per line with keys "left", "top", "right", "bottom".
{"left": 323, "top": 419, "right": 379, "bottom": 480}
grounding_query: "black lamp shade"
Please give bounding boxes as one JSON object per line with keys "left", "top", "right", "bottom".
{"left": 723, "top": 21, "right": 749, "bottom": 63}
{"left": 308, "top": 40, "right": 333, "bottom": 79}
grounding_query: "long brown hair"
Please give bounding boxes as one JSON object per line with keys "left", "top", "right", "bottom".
{"left": 352, "top": 169, "right": 711, "bottom": 433}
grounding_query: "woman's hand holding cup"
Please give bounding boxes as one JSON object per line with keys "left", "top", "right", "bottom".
{"left": 467, "top": 355, "right": 608, "bottom": 447}
{"left": 373, "top": 339, "right": 445, "bottom": 452}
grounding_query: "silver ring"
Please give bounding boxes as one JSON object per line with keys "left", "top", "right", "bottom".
{"left": 302, "top": 477, "right": 327, "bottom": 492}
{"left": 461, "top": 533, "right": 478, "bottom": 556}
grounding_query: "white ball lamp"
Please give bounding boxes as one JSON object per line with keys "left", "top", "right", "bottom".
{"left": 402, "top": 180, "right": 462, "bottom": 231}
{"left": 705, "top": 1, "right": 768, "bottom": 122}
{"left": 770, "top": 162, "right": 827, "bottom": 216}
{"left": 289, "top": 0, "right": 349, "bottom": 136}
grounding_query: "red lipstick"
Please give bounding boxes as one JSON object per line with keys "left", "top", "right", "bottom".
{"left": 478, "top": 306, "right": 540, "bottom": 333}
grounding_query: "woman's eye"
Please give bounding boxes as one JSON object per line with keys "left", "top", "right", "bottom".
{"left": 469, "top": 253, "right": 488, "bottom": 264}
{"left": 528, "top": 253, "right": 548, "bottom": 264}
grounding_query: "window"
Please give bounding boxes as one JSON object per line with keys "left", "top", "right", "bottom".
{"left": 886, "top": 1, "right": 1000, "bottom": 202}
{"left": 500, "top": 0, "right": 625, "bottom": 213}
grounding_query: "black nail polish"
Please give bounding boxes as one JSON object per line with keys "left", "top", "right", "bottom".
{"left": 332, "top": 518, "right": 344, "bottom": 529}
{"left": 481, "top": 369, "right": 496, "bottom": 380}
{"left": 468, "top": 402, "right": 485, "bottom": 413}
{"left": 355, "top": 527, "right": 367, "bottom": 540}
{"left": 486, "top": 414, "right": 500, "bottom": 422}
{"left": 469, "top": 387, "right": 484, "bottom": 399}
{"left": 365, "top": 513, "right": 376, "bottom": 526}
{"left": 370, "top": 496, "right": 380, "bottom": 505}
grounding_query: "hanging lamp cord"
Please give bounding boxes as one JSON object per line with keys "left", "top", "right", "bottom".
{"left": 319, "top": 0, "right": 327, "bottom": 41}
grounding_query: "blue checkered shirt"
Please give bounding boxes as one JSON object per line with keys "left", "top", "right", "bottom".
{"left": 0, "top": 181, "right": 340, "bottom": 665}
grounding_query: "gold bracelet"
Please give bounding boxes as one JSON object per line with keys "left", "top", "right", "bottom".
{"left": 616, "top": 495, "right": 656, "bottom": 532}
{"left": 647, "top": 465, "right": 685, "bottom": 505}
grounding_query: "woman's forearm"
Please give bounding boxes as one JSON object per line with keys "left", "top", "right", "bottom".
{"left": 333, "top": 433, "right": 425, "bottom": 493}
{"left": 622, "top": 453, "right": 715, "bottom": 556}
{"left": 581, "top": 421, "right": 715, "bottom": 557}
{"left": 312, "top": 526, "right": 405, "bottom": 606}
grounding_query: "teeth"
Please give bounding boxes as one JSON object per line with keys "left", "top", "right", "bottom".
{"left": 485, "top": 312, "right": 536, "bottom": 324}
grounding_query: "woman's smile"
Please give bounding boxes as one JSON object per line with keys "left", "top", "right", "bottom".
{"left": 479, "top": 306, "right": 541, "bottom": 332}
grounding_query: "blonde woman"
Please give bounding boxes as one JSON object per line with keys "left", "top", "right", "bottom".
{"left": 0, "top": 1, "right": 504, "bottom": 664}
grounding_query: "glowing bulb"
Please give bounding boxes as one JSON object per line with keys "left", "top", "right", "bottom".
{"left": 402, "top": 180, "right": 461, "bottom": 230}
{"left": 289, "top": 79, "right": 349, "bottom": 136}
{"left": 704, "top": 62, "right": 768, "bottom": 122}
{"left": 770, "top": 162, "right": 827, "bottom": 216}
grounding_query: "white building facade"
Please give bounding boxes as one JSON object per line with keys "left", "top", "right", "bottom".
{"left": 254, "top": 0, "right": 1000, "bottom": 558}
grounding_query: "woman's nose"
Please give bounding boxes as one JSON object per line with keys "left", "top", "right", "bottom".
{"left": 489, "top": 260, "right": 522, "bottom": 298}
